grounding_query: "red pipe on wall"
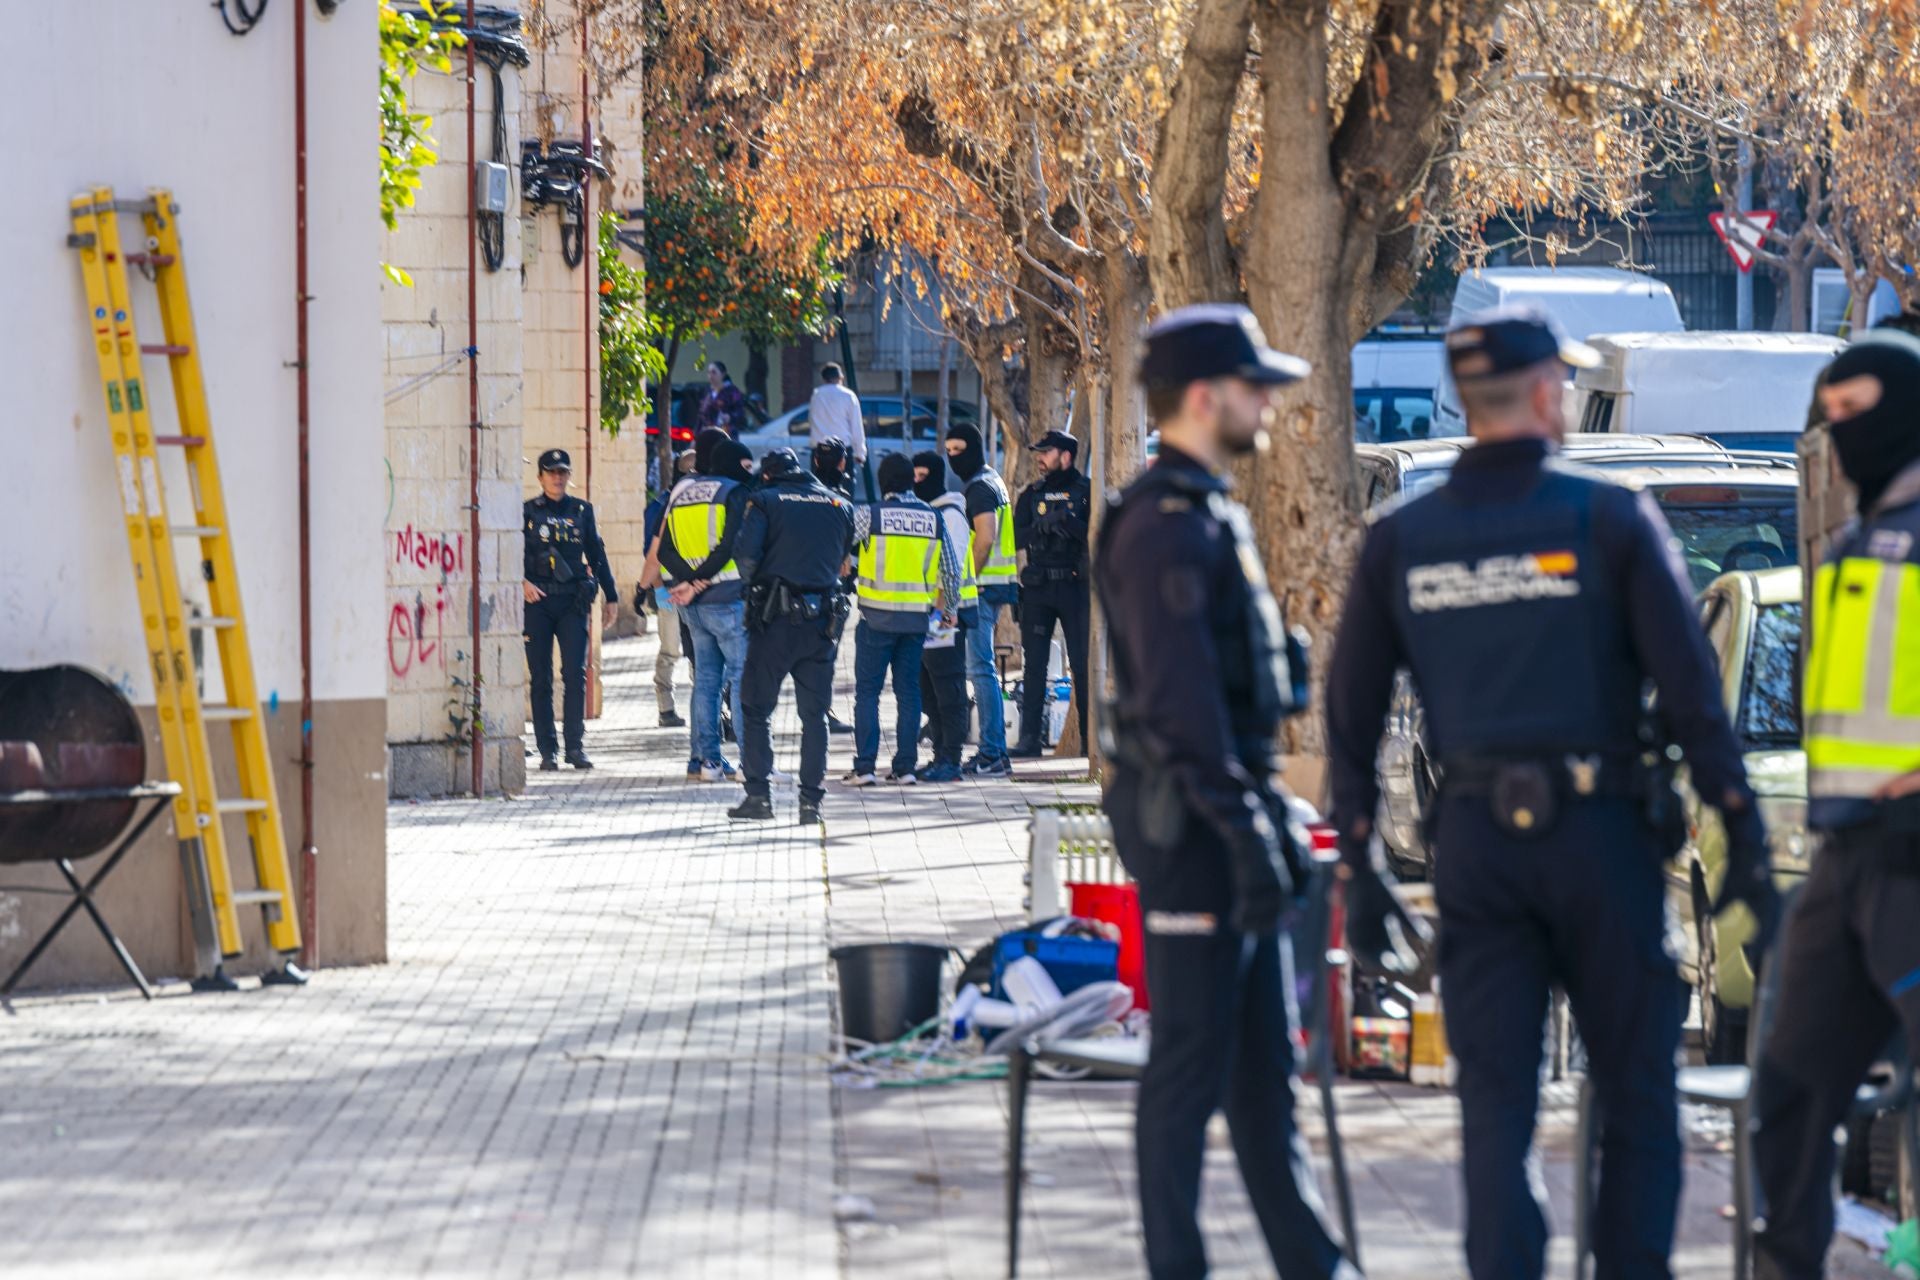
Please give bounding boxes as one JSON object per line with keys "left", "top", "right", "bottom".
{"left": 294, "top": 0, "right": 318, "bottom": 968}
{"left": 466, "top": 0, "right": 485, "bottom": 797}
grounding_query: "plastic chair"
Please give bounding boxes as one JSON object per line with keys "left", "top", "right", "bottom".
{"left": 1004, "top": 835, "right": 1359, "bottom": 1277}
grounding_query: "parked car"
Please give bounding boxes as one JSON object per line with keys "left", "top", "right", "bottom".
{"left": 644, "top": 381, "right": 706, "bottom": 448}
{"left": 1352, "top": 331, "right": 1445, "bottom": 445}
{"left": 1361, "top": 441, "right": 1802, "bottom": 878}
{"left": 1432, "top": 267, "right": 1685, "bottom": 435}
{"left": 737, "top": 395, "right": 978, "bottom": 470}
{"left": 1669, "top": 566, "right": 1809, "bottom": 1063}
{"left": 1571, "top": 331, "right": 1841, "bottom": 454}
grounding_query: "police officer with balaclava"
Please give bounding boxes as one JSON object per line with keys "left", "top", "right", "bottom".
{"left": 1011, "top": 429, "right": 1092, "bottom": 755}
{"left": 1101, "top": 305, "right": 1375, "bottom": 1280}
{"left": 728, "top": 448, "right": 857, "bottom": 825}
{"left": 1752, "top": 329, "right": 1920, "bottom": 1279}
{"left": 943, "top": 422, "right": 1019, "bottom": 776}
{"left": 524, "top": 447, "right": 617, "bottom": 771}
{"left": 1325, "top": 307, "right": 1776, "bottom": 1280}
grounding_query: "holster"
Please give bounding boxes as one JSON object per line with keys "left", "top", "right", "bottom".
{"left": 1105, "top": 710, "right": 1185, "bottom": 850}
{"left": 1442, "top": 752, "right": 1641, "bottom": 841}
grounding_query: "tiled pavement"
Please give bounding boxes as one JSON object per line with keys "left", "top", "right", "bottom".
{"left": 0, "top": 632, "right": 1895, "bottom": 1277}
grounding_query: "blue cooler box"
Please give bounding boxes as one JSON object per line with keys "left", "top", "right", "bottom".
{"left": 989, "top": 929, "right": 1120, "bottom": 1001}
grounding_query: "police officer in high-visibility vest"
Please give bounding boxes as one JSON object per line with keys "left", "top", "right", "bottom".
{"left": 944, "top": 423, "right": 1018, "bottom": 776}
{"left": 662, "top": 438, "right": 754, "bottom": 783}
{"left": 729, "top": 448, "right": 857, "bottom": 825}
{"left": 842, "top": 454, "right": 961, "bottom": 787}
{"left": 1326, "top": 308, "right": 1776, "bottom": 1280}
{"left": 1102, "top": 306, "right": 1367, "bottom": 1280}
{"left": 914, "top": 450, "right": 979, "bottom": 783}
{"left": 524, "top": 448, "right": 617, "bottom": 771}
{"left": 1753, "top": 331, "right": 1920, "bottom": 1279}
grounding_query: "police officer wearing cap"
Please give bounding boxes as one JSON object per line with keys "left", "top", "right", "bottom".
{"left": 524, "top": 448, "right": 617, "bottom": 771}
{"left": 1325, "top": 308, "right": 1776, "bottom": 1280}
{"left": 1100, "top": 304, "right": 1362, "bottom": 1280}
{"left": 1011, "top": 429, "right": 1092, "bottom": 756}
{"left": 1751, "top": 329, "right": 1920, "bottom": 1279}
{"left": 729, "top": 447, "right": 857, "bottom": 825}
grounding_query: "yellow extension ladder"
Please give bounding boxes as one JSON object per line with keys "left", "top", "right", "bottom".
{"left": 67, "top": 186, "right": 305, "bottom": 986}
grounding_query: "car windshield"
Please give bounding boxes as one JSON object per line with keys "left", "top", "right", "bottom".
{"left": 1696, "top": 432, "right": 1798, "bottom": 454}
{"left": 1653, "top": 490, "right": 1799, "bottom": 592}
{"left": 1740, "top": 601, "right": 1803, "bottom": 749}
{"left": 1354, "top": 389, "right": 1437, "bottom": 445}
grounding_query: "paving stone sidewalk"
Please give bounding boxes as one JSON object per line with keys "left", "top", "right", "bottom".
{"left": 0, "top": 630, "right": 1896, "bottom": 1278}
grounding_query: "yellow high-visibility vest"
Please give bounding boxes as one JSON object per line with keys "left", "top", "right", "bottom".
{"left": 1806, "top": 549, "right": 1920, "bottom": 810}
{"left": 981, "top": 501, "right": 1018, "bottom": 582}
{"left": 933, "top": 496, "right": 979, "bottom": 606}
{"left": 857, "top": 500, "right": 940, "bottom": 612}
{"left": 664, "top": 477, "right": 740, "bottom": 584}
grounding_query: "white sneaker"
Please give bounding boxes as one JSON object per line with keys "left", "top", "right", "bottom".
{"left": 698, "top": 763, "right": 728, "bottom": 783}
{"left": 842, "top": 771, "right": 878, "bottom": 787}
{"left": 885, "top": 771, "right": 917, "bottom": 786}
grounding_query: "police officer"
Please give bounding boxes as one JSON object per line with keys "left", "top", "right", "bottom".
{"left": 811, "top": 436, "right": 859, "bottom": 735}
{"left": 944, "top": 423, "right": 1019, "bottom": 776}
{"left": 1752, "top": 331, "right": 1920, "bottom": 1280}
{"left": 729, "top": 448, "right": 857, "bottom": 825}
{"left": 524, "top": 448, "right": 617, "bottom": 771}
{"left": 1325, "top": 307, "right": 1777, "bottom": 1280}
{"left": 1100, "top": 305, "right": 1362, "bottom": 1280}
{"left": 1011, "top": 429, "right": 1091, "bottom": 755}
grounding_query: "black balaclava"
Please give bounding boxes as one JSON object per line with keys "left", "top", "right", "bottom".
{"left": 710, "top": 439, "right": 754, "bottom": 484}
{"left": 878, "top": 453, "right": 916, "bottom": 497}
{"left": 946, "top": 423, "right": 986, "bottom": 481}
{"left": 912, "top": 451, "right": 947, "bottom": 504}
{"left": 693, "top": 427, "right": 731, "bottom": 475}
{"left": 1824, "top": 335, "right": 1920, "bottom": 512}
{"left": 811, "top": 438, "right": 850, "bottom": 489}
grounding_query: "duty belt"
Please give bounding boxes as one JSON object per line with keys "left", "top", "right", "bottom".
{"left": 1440, "top": 751, "right": 1641, "bottom": 798}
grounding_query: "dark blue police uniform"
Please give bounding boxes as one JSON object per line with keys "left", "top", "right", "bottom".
{"left": 1100, "top": 306, "right": 1350, "bottom": 1280}
{"left": 1012, "top": 431, "right": 1092, "bottom": 753}
{"left": 524, "top": 448, "right": 617, "bottom": 768}
{"left": 730, "top": 450, "right": 857, "bottom": 822}
{"left": 1325, "top": 313, "right": 1769, "bottom": 1280}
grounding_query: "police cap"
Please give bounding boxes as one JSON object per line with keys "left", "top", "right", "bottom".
{"left": 759, "top": 447, "right": 802, "bottom": 480}
{"left": 1446, "top": 306, "right": 1600, "bottom": 383}
{"left": 538, "top": 447, "right": 572, "bottom": 473}
{"left": 1032, "top": 429, "right": 1079, "bottom": 457}
{"left": 1138, "top": 304, "right": 1311, "bottom": 389}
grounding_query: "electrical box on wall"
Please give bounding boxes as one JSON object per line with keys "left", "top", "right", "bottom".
{"left": 476, "top": 163, "right": 511, "bottom": 216}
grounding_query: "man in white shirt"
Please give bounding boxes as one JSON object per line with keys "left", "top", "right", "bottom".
{"left": 808, "top": 364, "right": 866, "bottom": 468}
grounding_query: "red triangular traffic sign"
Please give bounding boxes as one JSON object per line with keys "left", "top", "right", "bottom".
{"left": 1710, "top": 210, "right": 1778, "bottom": 274}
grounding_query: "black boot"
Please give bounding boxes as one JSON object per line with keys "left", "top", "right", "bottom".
{"left": 659, "top": 709, "right": 686, "bottom": 728}
{"left": 566, "top": 750, "right": 593, "bottom": 770}
{"left": 539, "top": 754, "right": 560, "bottom": 772}
{"left": 828, "top": 711, "right": 853, "bottom": 736}
{"left": 799, "top": 800, "right": 822, "bottom": 825}
{"left": 729, "top": 794, "right": 775, "bottom": 821}
{"left": 1008, "top": 738, "right": 1045, "bottom": 759}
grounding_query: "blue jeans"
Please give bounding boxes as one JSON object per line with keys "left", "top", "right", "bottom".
{"left": 853, "top": 620, "right": 925, "bottom": 776}
{"left": 685, "top": 601, "right": 747, "bottom": 765}
{"left": 965, "top": 601, "right": 1006, "bottom": 760}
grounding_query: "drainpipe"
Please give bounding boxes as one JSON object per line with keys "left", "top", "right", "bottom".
{"left": 294, "top": 0, "right": 318, "bottom": 968}
{"left": 466, "top": 0, "right": 485, "bottom": 796}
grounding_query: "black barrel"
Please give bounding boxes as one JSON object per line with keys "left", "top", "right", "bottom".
{"left": 0, "top": 666, "right": 147, "bottom": 864}
{"left": 830, "top": 942, "right": 947, "bottom": 1047}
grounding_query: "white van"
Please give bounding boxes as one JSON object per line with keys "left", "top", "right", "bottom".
{"left": 1434, "top": 267, "right": 1685, "bottom": 434}
{"left": 1351, "top": 333, "right": 1445, "bottom": 444}
{"left": 1572, "top": 331, "right": 1842, "bottom": 453}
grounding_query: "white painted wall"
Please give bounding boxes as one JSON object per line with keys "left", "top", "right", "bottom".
{"left": 1, "top": 2, "right": 383, "bottom": 706}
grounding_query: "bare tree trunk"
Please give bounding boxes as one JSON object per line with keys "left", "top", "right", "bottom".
{"left": 1240, "top": 0, "right": 1366, "bottom": 756}
{"left": 1100, "top": 253, "right": 1152, "bottom": 490}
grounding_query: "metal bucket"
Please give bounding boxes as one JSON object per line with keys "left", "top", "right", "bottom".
{"left": 830, "top": 942, "right": 947, "bottom": 1047}
{"left": 0, "top": 666, "right": 147, "bottom": 864}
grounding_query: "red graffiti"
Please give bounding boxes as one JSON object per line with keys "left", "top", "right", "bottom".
{"left": 393, "top": 525, "right": 466, "bottom": 576}
{"left": 388, "top": 587, "right": 450, "bottom": 677}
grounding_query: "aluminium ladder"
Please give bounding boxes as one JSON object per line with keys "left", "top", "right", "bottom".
{"left": 67, "top": 185, "right": 304, "bottom": 986}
